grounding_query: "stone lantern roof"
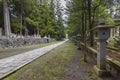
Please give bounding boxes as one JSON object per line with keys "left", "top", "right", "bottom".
{"left": 94, "top": 25, "right": 114, "bottom": 29}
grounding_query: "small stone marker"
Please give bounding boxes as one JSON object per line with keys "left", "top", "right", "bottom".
{"left": 34, "top": 34, "right": 37, "bottom": 38}
{"left": 48, "top": 35, "right": 51, "bottom": 42}
{"left": 66, "top": 33, "right": 68, "bottom": 39}
{"left": 94, "top": 23, "right": 114, "bottom": 77}
{"left": 38, "top": 34, "right": 41, "bottom": 39}
{"left": 44, "top": 35, "right": 47, "bottom": 43}
{"left": 25, "top": 28, "right": 29, "bottom": 37}
{"left": 0, "top": 28, "right": 2, "bottom": 37}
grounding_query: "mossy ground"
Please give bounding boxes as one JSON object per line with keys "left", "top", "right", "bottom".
{"left": 87, "top": 69, "right": 97, "bottom": 80}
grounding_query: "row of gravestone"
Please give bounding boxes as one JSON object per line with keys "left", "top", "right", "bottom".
{"left": 0, "top": 36, "right": 53, "bottom": 49}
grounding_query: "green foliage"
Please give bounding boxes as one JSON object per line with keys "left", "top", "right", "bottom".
{"left": 66, "top": 0, "right": 83, "bottom": 36}
{"left": 66, "top": 0, "right": 119, "bottom": 37}
{"left": 0, "top": 0, "right": 65, "bottom": 40}
{"left": 106, "top": 18, "right": 115, "bottom": 25}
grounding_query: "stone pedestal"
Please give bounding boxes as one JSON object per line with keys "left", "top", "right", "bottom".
{"left": 94, "top": 66, "right": 111, "bottom": 77}
{"left": 94, "top": 40, "right": 111, "bottom": 77}
{"left": 97, "top": 41, "right": 106, "bottom": 70}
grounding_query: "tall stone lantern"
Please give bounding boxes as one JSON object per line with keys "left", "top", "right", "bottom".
{"left": 94, "top": 22, "right": 114, "bottom": 77}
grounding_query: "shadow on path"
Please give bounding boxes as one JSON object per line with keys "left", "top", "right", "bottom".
{"left": 64, "top": 50, "right": 96, "bottom": 80}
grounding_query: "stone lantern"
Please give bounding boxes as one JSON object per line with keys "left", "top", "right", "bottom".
{"left": 76, "top": 34, "right": 81, "bottom": 50}
{"left": 94, "top": 23, "right": 114, "bottom": 77}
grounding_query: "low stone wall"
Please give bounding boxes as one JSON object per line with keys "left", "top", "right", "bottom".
{"left": 80, "top": 42, "right": 120, "bottom": 78}
{"left": 0, "top": 36, "right": 55, "bottom": 48}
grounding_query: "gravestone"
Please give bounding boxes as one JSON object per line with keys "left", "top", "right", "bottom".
{"left": 25, "top": 28, "right": 29, "bottom": 37}
{"left": 34, "top": 34, "right": 37, "bottom": 38}
{"left": 38, "top": 34, "right": 41, "bottom": 39}
{"left": 0, "top": 28, "right": 2, "bottom": 37}
{"left": 94, "top": 23, "right": 114, "bottom": 77}
{"left": 44, "top": 35, "right": 47, "bottom": 43}
{"left": 66, "top": 33, "right": 68, "bottom": 39}
{"left": 48, "top": 35, "right": 51, "bottom": 43}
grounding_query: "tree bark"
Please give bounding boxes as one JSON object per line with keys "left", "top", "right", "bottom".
{"left": 3, "top": 0, "right": 11, "bottom": 36}
{"left": 88, "top": 0, "right": 94, "bottom": 46}
{"left": 20, "top": 13, "right": 22, "bottom": 37}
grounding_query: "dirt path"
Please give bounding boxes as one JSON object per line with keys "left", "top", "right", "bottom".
{"left": 64, "top": 50, "right": 97, "bottom": 80}
{"left": 64, "top": 49, "right": 120, "bottom": 80}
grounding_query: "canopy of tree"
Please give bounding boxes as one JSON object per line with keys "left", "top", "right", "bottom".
{"left": 66, "top": 0, "right": 120, "bottom": 46}
{"left": 0, "top": 0, "right": 65, "bottom": 40}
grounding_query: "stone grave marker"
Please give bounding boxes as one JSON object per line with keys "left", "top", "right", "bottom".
{"left": 0, "top": 28, "right": 2, "bottom": 37}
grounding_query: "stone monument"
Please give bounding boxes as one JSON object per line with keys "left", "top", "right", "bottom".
{"left": 25, "top": 28, "right": 29, "bottom": 37}
{"left": 0, "top": 28, "right": 2, "bottom": 37}
{"left": 94, "top": 22, "right": 114, "bottom": 77}
{"left": 44, "top": 35, "right": 47, "bottom": 43}
{"left": 66, "top": 33, "right": 68, "bottom": 39}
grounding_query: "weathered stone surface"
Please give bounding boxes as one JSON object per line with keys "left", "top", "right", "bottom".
{"left": 0, "top": 36, "right": 55, "bottom": 49}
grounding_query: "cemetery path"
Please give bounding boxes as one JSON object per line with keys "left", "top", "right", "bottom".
{"left": 0, "top": 40, "right": 68, "bottom": 79}
{"left": 64, "top": 50, "right": 96, "bottom": 80}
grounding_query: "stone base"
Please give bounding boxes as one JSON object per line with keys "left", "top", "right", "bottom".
{"left": 94, "top": 65, "right": 111, "bottom": 77}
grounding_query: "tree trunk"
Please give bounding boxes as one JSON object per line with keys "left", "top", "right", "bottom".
{"left": 83, "top": 0, "right": 87, "bottom": 62}
{"left": 81, "top": 3, "right": 84, "bottom": 41}
{"left": 88, "top": 0, "right": 94, "bottom": 46}
{"left": 7, "top": 5, "right": 11, "bottom": 35}
{"left": 20, "top": 13, "right": 22, "bottom": 37}
{"left": 37, "top": 27, "right": 39, "bottom": 35}
{"left": 3, "top": 0, "right": 11, "bottom": 37}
